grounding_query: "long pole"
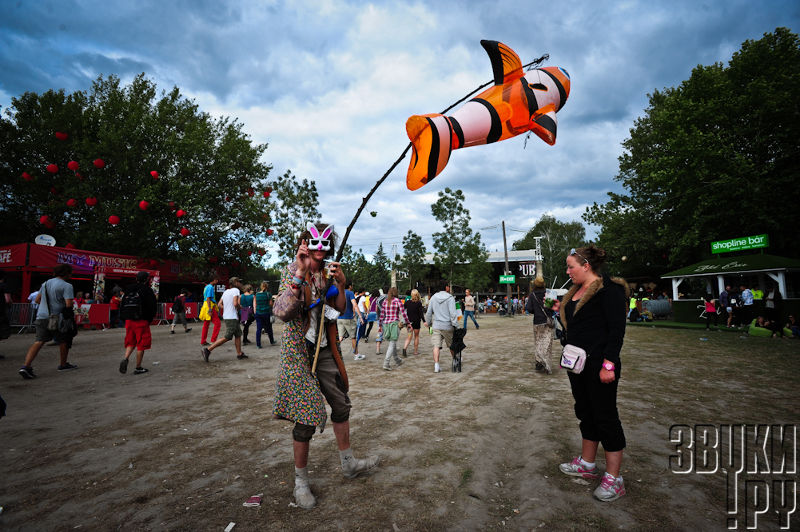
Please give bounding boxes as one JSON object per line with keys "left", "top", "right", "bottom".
{"left": 502, "top": 220, "right": 512, "bottom": 317}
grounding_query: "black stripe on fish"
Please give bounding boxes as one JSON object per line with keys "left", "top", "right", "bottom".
{"left": 448, "top": 116, "right": 465, "bottom": 149}
{"left": 481, "top": 40, "right": 505, "bottom": 86}
{"left": 535, "top": 113, "right": 557, "bottom": 138}
{"left": 540, "top": 69, "right": 566, "bottom": 111}
{"left": 520, "top": 76, "right": 539, "bottom": 117}
{"left": 426, "top": 116, "right": 440, "bottom": 182}
{"left": 474, "top": 98, "right": 502, "bottom": 144}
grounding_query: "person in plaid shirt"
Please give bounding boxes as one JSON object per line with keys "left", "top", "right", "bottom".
{"left": 380, "top": 287, "right": 409, "bottom": 371}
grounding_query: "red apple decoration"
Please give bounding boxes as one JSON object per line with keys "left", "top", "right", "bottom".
{"left": 266, "top": 228, "right": 274, "bottom": 236}
{"left": 93, "top": 158, "right": 105, "bottom": 169}
{"left": 75, "top": 172, "right": 83, "bottom": 180}
{"left": 85, "top": 197, "right": 98, "bottom": 206}
{"left": 257, "top": 249, "right": 266, "bottom": 256}
{"left": 67, "top": 161, "right": 79, "bottom": 171}
{"left": 108, "top": 215, "right": 120, "bottom": 226}
{"left": 139, "top": 200, "right": 150, "bottom": 211}
{"left": 180, "top": 227, "right": 190, "bottom": 237}
{"left": 55, "top": 131, "right": 69, "bottom": 141}
{"left": 39, "top": 215, "right": 51, "bottom": 225}
{"left": 21, "top": 172, "right": 33, "bottom": 181}
{"left": 46, "top": 164, "right": 59, "bottom": 174}
{"left": 262, "top": 190, "right": 271, "bottom": 198}
{"left": 66, "top": 198, "right": 77, "bottom": 208}
{"left": 176, "top": 209, "right": 186, "bottom": 218}
{"left": 150, "top": 170, "right": 159, "bottom": 179}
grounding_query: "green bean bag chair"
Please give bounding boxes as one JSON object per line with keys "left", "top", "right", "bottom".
{"left": 747, "top": 319, "right": 771, "bottom": 337}
{"left": 746, "top": 319, "right": 788, "bottom": 337}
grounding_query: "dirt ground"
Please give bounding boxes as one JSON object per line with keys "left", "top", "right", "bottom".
{"left": 0, "top": 314, "right": 798, "bottom": 531}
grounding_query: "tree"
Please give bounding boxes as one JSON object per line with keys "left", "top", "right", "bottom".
{"left": 398, "top": 230, "right": 427, "bottom": 292}
{"left": 269, "top": 170, "right": 321, "bottom": 263}
{"left": 0, "top": 73, "right": 316, "bottom": 272}
{"left": 430, "top": 187, "right": 492, "bottom": 290}
{"left": 584, "top": 28, "right": 800, "bottom": 276}
{"left": 371, "top": 243, "right": 391, "bottom": 289}
{"left": 512, "top": 214, "right": 586, "bottom": 288}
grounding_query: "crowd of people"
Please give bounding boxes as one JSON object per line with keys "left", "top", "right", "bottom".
{"left": 6, "top": 224, "right": 797, "bottom": 512}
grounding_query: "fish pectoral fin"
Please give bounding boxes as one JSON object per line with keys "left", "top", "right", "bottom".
{"left": 481, "top": 40, "right": 523, "bottom": 85}
{"left": 529, "top": 105, "right": 557, "bottom": 145}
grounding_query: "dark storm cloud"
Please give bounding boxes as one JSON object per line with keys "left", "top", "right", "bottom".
{"left": 1, "top": 0, "right": 798, "bottom": 256}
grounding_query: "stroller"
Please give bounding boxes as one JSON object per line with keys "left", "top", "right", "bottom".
{"left": 450, "top": 328, "right": 467, "bottom": 372}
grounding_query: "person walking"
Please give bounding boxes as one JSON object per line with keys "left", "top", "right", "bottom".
{"left": 202, "top": 277, "right": 247, "bottom": 362}
{"left": 402, "top": 289, "right": 426, "bottom": 356}
{"left": 425, "top": 284, "right": 459, "bottom": 373}
{"left": 240, "top": 284, "right": 255, "bottom": 345}
{"left": 200, "top": 277, "right": 221, "bottom": 346}
{"left": 462, "top": 288, "right": 479, "bottom": 330}
{"left": 19, "top": 264, "right": 78, "bottom": 379}
{"left": 254, "top": 281, "right": 276, "bottom": 348}
{"left": 272, "top": 223, "right": 379, "bottom": 509}
{"left": 380, "top": 287, "right": 409, "bottom": 371}
{"left": 558, "top": 245, "right": 629, "bottom": 502}
{"left": 170, "top": 289, "right": 192, "bottom": 334}
{"left": 525, "top": 278, "right": 554, "bottom": 374}
{"left": 118, "top": 271, "right": 158, "bottom": 375}
{"left": 337, "top": 283, "right": 362, "bottom": 360}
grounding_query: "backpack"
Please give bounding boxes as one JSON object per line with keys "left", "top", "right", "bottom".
{"left": 172, "top": 295, "right": 184, "bottom": 313}
{"left": 120, "top": 286, "right": 143, "bottom": 320}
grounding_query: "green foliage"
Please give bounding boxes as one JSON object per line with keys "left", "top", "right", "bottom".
{"left": 398, "top": 230, "right": 428, "bottom": 292}
{"left": 0, "top": 73, "right": 318, "bottom": 273}
{"left": 512, "top": 214, "right": 586, "bottom": 287}
{"left": 339, "top": 243, "right": 390, "bottom": 291}
{"left": 270, "top": 170, "right": 321, "bottom": 263}
{"left": 584, "top": 28, "right": 800, "bottom": 275}
{"left": 430, "top": 187, "right": 492, "bottom": 290}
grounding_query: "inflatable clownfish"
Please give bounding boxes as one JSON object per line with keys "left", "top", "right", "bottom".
{"left": 405, "top": 40, "right": 570, "bottom": 190}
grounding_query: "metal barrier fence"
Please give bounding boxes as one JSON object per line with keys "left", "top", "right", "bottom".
{"left": 8, "top": 302, "right": 201, "bottom": 332}
{"left": 8, "top": 303, "right": 37, "bottom": 333}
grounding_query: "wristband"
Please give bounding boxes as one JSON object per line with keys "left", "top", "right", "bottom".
{"left": 292, "top": 276, "right": 304, "bottom": 285}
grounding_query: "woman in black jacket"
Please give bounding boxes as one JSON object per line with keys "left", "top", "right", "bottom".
{"left": 557, "top": 245, "right": 629, "bottom": 502}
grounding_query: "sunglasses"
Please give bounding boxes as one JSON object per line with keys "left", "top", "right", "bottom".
{"left": 309, "top": 238, "right": 331, "bottom": 251}
{"left": 570, "top": 248, "right": 588, "bottom": 264}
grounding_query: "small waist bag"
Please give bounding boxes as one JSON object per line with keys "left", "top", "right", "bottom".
{"left": 560, "top": 344, "right": 587, "bottom": 374}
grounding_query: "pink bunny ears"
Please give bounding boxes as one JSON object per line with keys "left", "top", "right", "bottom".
{"left": 307, "top": 222, "right": 333, "bottom": 252}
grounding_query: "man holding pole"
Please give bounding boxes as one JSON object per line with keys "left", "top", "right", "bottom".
{"left": 272, "top": 222, "right": 379, "bottom": 509}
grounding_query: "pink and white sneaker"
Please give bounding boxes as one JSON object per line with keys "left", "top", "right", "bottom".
{"left": 593, "top": 472, "right": 626, "bottom": 502}
{"left": 559, "top": 456, "right": 600, "bottom": 479}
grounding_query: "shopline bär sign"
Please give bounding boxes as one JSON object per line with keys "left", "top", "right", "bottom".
{"left": 711, "top": 234, "right": 769, "bottom": 254}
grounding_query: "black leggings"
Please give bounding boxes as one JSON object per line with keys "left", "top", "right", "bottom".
{"left": 568, "top": 365, "right": 626, "bottom": 452}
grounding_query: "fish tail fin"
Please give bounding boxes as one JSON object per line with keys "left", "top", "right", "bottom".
{"left": 405, "top": 114, "right": 452, "bottom": 190}
{"left": 529, "top": 104, "right": 558, "bottom": 146}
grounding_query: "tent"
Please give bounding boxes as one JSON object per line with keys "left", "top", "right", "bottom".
{"left": 661, "top": 253, "right": 800, "bottom": 300}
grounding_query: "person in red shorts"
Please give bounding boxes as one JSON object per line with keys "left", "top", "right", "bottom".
{"left": 118, "top": 271, "right": 158, "bottom": 375}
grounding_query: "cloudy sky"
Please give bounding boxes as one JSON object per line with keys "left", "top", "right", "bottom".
{"left": 2, "top": 0, "right": 798, "bottom": 260}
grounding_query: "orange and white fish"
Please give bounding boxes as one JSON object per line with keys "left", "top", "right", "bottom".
{"left": 405, "top": 40, "right": 571, "bottom": 190}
